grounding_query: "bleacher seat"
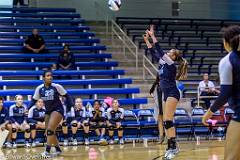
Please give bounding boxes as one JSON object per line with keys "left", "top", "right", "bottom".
{"left": 122, "top": 110, "right": 140, "bottom": 139}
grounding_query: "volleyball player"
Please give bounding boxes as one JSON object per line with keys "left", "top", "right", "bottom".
{"left": 89, "top": 100, "right": 107, "bottom": 145}
{"left": 9, "top": 95, "right": 31, "bottom": 148}
{"left": 27, "top": 99, "right": 46, "bottom": 147}
{"left": 202, "top": 25, "right": 240, "bottom": 160}
{"left": 29, "top": 70, "right": 74, "bottom": 157}
{"left": 70, "top": 98, "right": 90, "bottom": 146}
{"left": 145, "top": 25, "right": 188, "bottom": 159}
{"left": 107, "top": 99, "right": 125, "bottom": 145}
{"left": 0, "top": 97, "right": 12, "bottom": 148}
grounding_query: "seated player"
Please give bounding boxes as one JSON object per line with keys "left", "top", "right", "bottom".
{"left": 27, "top": 99, "right": 46, "bottom": 147}
{"left": 70, "top": 98, "right": 90, "bottom": 146}
{"left": 9, "top": 95, "right": 31, "bottom": 148}
{"left": 23, "top": 29, "right": 48, "bottom": 54}
{"left": 106, "top": 99, "right": 124, "bottom": 145}
{"left": 0, "top": 97, "right": 13, "bottom": 148}
{"left": 89, "top": 100, "right": 107, "bottom": 145}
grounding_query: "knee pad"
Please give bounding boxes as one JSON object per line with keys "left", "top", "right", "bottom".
{"left": 108, "top": 126, "right": 114, "bottom": 131}
{"left": 71, "top": 123, "right": 77, "bottom": 127}
{"left": 30, "top": 124, "right": 36, "bottom": 130}
{"left": 99, "top": 124, "right": 106, "bottom": 128}
{"left": 164, "top": 120, "right": 174, "bottom": 130}
{"left": 62, "top": 121, "right": 68, "bottom": 127}
{"left": 118, "top": 126, "right": 123, "bottom": 131}
{"left": 12, "top": 128, "right": 17, "bottom": 133}
{"left": 83, "top": 123, "right": 89, "bottom": 127}
{"left": 46, "top": 129, "right": 55, "bottom": 136}
{"left": 25, "top": 128, "right": 31, "bottom": 133}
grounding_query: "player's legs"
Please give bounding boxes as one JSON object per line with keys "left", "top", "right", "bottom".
{"left": 11, "top": 123, "right": 19, "bottom": 148}
{"left": 20, "top": 123, "right": 31, "bottom": 147}
{"left": 107, "top": 121, "right": 115, "bottom": 144}
{"left": 158, "top": 114, "right": 165, "bottom": 144}
{"left": 71, "top": 120, "right": 78, "bottom": 145}
{"left": 82, "top": 120, "right": 90, "bottom": 145}
{"left": 61, "top": 120, "right": 68, "bottom": 146}
{"left": 224, "top": 120, "right": 240, "bottom": 160}
{"left": 30, "top": 123, "right": 37, "bottom": 144}
{"left": 44, "top": 111, "right": 63, "bottom": 155}
{"left": 5, "top": 123, "right": 12, "bottom": 143}
{"left": 164, "top": 97, "right": 179, "bottom": 159}
{"left": 116, "top": 122, "right": 124, "bottom": 144}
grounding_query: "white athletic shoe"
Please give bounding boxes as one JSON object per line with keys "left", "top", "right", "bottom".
{"left": 5, "top": 142, "right": 12, "bottom": 149}
{"left": 25, "top": 141, "right": 31, "bottom": 148}
{"left": 41, "top": 151, "right": 51, "bottom": 158}
{"left": 31, "top": 141, "right": 36, "bottom": 147}
{"left": 109, "top": 139, "right": 114, "bottom": 145}
{"left": 63, "top": 139, "right": 68, "bottom": 146}
{"left": 84, "top": 138, "right": 89, "bottom": 145}
{"left": 12, "top": 142, "right": 17, "bottom": 149}
{"left": 119, "top": 138, "right": 124, "bottom": 145}
{"left": 72, "top": 139, "right": 78, "bottom": 146}
{"left": 164, "top": 147, "right": 179, "bottom": 159}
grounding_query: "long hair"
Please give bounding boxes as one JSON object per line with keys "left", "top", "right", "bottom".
{"left": 173, "top": 49, "right": 188, "bottom": 80}
{"left": 221, "top": 25, "right": 240, "bottom": 52}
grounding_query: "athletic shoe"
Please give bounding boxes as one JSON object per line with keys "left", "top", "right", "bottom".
{"left": 72, "top": 139, "right": 78, "bottom": 146}
{"left": 163, "top": 147, "right": 179, "bottom": 159}
{"left": 53, "top": 150, "right": 62, "bottom": 157}
{"left": 84, "top": 138, "right": 89, "bottom": 145}
{"left": 41, "top": 151, "right": 51, "bottom": 158}
{"left": 32, "top": 141, "right": 37, "bottom": 147}
{"left": 63, "top": 139, "right": 68, "bottom": 146}
{"left": 25, "top": 141, "right": 31, "bottom": 148}
{"left": 119, "top": 138, "right": 124, "bottom": 145}
{"left": 5, "top": 142, "right": 12, "bottom": 149}
{"left": 12, "top": 142, "right": 17, "bottom": 149}
{"left": 99, "top": 138, "right": 108, "bottom": 146}
{"left": 109, "top": 139, "right": 114, "bottom": 145}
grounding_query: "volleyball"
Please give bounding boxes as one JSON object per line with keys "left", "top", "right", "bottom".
{"left": 108, "top": 0, "right": 121, "bottom": 11}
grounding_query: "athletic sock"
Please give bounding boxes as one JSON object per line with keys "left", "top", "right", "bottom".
{"left": 84, "top": 133, "right": 89, "bottom": 139}
{"left": 109, "top": 136, "right": 114, "bottom": 140}
{"left": 63, "top": 134, "right": 68, "bottom": 140}
{"left": 25, "top": 138, "right": 30, "bottom": 143}
{"left": 12, "top": 138, "right": 16, "bottom": 143}
{"left": 168, "top": 137, "right": 176, "bottom": 150}
{"left": 45, "top": 145, "right": 51, "bottom": 153}
{"left": 72, "top": 134, "right": 76, "bottom": 139}
{"left": 55, "top": 145, "right": 62, "bottom": 153}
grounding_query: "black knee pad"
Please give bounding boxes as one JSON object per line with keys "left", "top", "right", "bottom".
{"left": 108, "top": 126, "right": 114, "bottom": 131}
{"left": 118, "top": 126, "right": 123, "bottom": 131}
{"left": 25, "top": 128, "right": 31, "bottom": 133}
{"left": 71, "top": 123, "right": 77, "bottom": 127}
{"left": 12, "top": 128, "right": 17, "bottom": 133}
{"left": 30, "top": 124, "right": 36, "bottom": 130}
{"left": 164, "top": 120, "right": 174, "bottom": 130}
{"left": 62, "top": 121, "right": 68, "bottom": 127}
{"left": 46, "top": 129, "right": 55, "bottom": 136}
{"left": 99, "top": 124, "right": 106, "bottom": 128}
{"left": 83, "top": 123, "right": 89, "bottom": 127}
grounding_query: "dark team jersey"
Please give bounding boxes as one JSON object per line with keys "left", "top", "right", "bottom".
{"left": 33, "top": 83, "right": 67, "bottom": 112}
{"left": 9, "top": 104, "right": 28, "bottom": 124}
{"left": 70, "top": 107, "right": 86, "bottom": 121}
{"left": 107, "top": 108, "right": 124, "bottom": 122}
{"left": 150, "top": 43, "right": 177, "bottom": 89}
{"left": 27, "top": 106, "right": 46, "bottom": 123}
{"left": 25, "top": 34, "right": 45, "bottom": 49}
{"left": 0, "top": 107, "right": 9, "bottom": 125}
{"left": 89, "top": 107, "right": 105, "bottom": 122}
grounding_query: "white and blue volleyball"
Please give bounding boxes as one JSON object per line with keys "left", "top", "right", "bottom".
{"left": 108, "top": 0, "right": 121, "bottom": 11}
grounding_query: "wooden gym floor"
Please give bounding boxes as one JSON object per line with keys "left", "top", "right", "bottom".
{"left": 1, "top": 141, "right": 224, "bottom": 160}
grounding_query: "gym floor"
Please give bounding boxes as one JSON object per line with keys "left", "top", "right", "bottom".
{"left": 1, "top": 141, "right": 224, "bottom": 160}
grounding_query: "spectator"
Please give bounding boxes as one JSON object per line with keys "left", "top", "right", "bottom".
{"left": 9, "top": 95, "right": 31, "bottom": 148}
{"left": 107, "top": 99, "right": 124, "bottom": 145}
{"left": 0, "top": 97, "right": 12, "bottom": 149}
{"left": 27, "top": 99, "right": 46, "bottom": 147}
{"left": 24, "top": 29, "right": 48, "bottom": 54}
{"left": 57, "top": 44, "right": 75, "bottom": 70}
{"left": 198, "top": 73, "right": 220, "bottom": 108}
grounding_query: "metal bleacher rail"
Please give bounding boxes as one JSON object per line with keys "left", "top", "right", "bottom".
{"left": 197, "top": 86, "right": 220, "bottom": 107}
{"left": 94, "top": 1, "right": 139, "bottom": 71}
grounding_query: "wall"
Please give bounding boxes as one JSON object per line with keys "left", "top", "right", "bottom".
{"left": 34, "top": 0, "right": 237, "bottom": 20}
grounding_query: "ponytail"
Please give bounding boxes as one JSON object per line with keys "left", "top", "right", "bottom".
{"left": 176, "top": 57, "right": 188, "bottom": 80}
